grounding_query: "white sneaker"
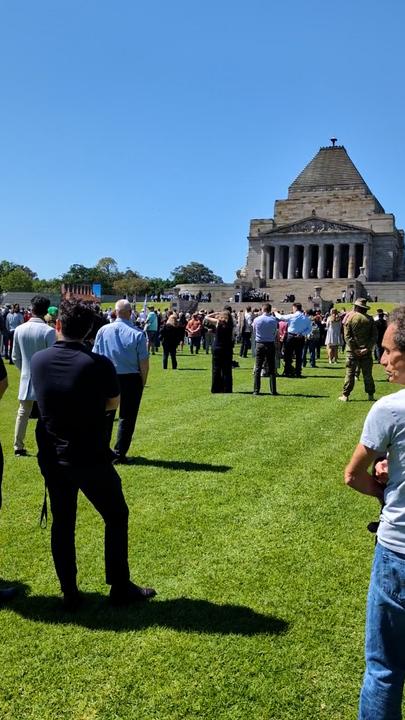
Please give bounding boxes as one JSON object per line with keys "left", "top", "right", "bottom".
{"left": 338, "top": 395, "right": 349, "bottom": 402}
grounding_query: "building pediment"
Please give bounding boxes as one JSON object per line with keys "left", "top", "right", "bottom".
{"left": 262, "top": 216, "right": 372, "bottom": 236}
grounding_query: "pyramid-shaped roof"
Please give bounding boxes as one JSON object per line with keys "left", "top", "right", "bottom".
{"left": 289, "top": 145, "right": 372, "bottom": 196}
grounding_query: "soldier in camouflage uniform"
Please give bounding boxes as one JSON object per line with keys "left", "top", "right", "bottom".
{"left": 338, "top": 298, "right": 377, "bottom": 402}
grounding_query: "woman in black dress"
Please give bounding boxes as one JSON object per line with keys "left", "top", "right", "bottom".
{"left": 160, "top": 313, "right": 179, "bottom": 369}
{"left": 205, "top": 310, "right": 234, "bottom": 393}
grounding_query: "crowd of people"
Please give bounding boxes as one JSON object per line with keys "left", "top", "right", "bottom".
{"left": 2, "top": 293, "right": 405, "bottom": 719}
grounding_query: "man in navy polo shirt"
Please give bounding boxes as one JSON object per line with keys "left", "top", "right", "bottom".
{"left": 31, "top": 300, "right": 156, "bottom": 610}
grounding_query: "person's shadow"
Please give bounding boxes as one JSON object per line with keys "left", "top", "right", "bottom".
{"left": 125, "top": 457, "right": 232, "bottom": 472}
{"left": 5, "top": 583, "right": 288, "bottom": 636}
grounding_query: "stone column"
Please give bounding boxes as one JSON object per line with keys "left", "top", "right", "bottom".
{"left": 348, "top": 243, "right": 356, "bottom": 279}
{"left": 265, "top": 247, "right": 270, "bottom": 282}
{"left": 273, "top": 245, "right": 281, "bottom": 279}
{"left": 332, "top": 244, "right": 340, "bottom": 279}
{"left": 363, "top": 243, "right": 370, "bottom": 279}
{"left": 302, "top": 245, "right": 310, "bottom": 279}
{"left": 317, "top": 244, "right": 325, "bottom": 279}
{"left": 260, "top": 248, "right": 266, "bottom": 280}
{"left": 287, "top": 245, "right": 296, "bottom": 279}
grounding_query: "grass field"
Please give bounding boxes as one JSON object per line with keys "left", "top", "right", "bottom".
{"left": 0, "top": 347, "right": 396, "bottom": 719}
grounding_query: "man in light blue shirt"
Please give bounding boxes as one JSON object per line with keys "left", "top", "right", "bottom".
{"left": 94, "top": 299, "right": 149, "bottom": 463}
{"left": 345, "top": 306, "right": 405, "bottom": 719}
{"left": 252, "top": 303, "right": 278, "bottom": 395}
{"left": 274, "top": 303, "right": 312, "bottom": 378}
{"left": 12, "top": 295, "right": 56, "bottom": 456}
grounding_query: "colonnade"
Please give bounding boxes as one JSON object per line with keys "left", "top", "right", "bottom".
{"left": 260, "top": 241, "right": 369, "bottom": 281}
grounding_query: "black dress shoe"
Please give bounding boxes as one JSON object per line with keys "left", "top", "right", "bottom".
{"left": 0, "top": 586, "right": 18, "bottom": 603}
{"left": 14, "top": 449, "right": 28, "bottom": 457}
{"left": 109, "top": 581, "right": 157, "bottom": 606}
{"left": 112, "top": 452, "right": 128, "bottom": 465}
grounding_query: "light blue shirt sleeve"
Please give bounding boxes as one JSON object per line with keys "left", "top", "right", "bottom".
{"left": 360, "top": 400, "right": 395, "bottom": 453}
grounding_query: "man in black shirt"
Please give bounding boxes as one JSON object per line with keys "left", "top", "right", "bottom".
{"left": 374, "top": 309, "right": 388, "bottom": 363}
{"left": 31, "top": 301, "right": 156, "bottom": 609}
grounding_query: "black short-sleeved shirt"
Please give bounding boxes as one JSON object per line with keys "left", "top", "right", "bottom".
{"left": 0, "top": 357, "right": 6, "bottom": 382}
{"left": 213, "top": 319, "right": 233, "bottom": 352}
{"left": 31, "top": 341, "right": 119, "bottom": 467}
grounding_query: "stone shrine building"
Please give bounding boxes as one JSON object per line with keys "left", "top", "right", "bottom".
{"left": 242, "top": 143, "right": 404, "bottom": 285}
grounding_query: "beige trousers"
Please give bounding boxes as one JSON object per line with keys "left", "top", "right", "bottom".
{"left": 14, "top": 400, "right": 34, "bottom": 451}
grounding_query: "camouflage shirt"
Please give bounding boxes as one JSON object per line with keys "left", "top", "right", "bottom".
{"left": 344, "top": 311, "right": 377, "bottom": 352}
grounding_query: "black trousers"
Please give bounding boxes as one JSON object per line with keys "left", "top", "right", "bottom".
{"left": 45, "top": 463, "right": 130, "bottom": 592}
{"left": 163, "top": 343, "right": 177, "bottom": 369}
{"left": 8, "top": 331, "right": 14, "bottom": 364}
{"left": 284, "top": 335, "right": 305, "bottom": 377}
{"left": 239, "top": 331, "right": 251, "bottom": 357}
{"left": 254, "top": 342, "right": 277, "bottom": 394}
{"left": 0, "top": 439, "right": 3, "bottom": 509}
{"left": 106, "top": 373, "right": 143, "bottom": 458}
{"left": 211, "top": 349, "right": 233, "bottom": 393}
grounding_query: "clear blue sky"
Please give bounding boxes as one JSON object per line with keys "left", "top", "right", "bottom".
{"left": 1, "top": 0, "right": 404, "bottom": 283}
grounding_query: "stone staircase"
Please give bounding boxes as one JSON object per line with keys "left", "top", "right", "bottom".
{"left": 259, "top": 279, "right": 354, "bottom": 308}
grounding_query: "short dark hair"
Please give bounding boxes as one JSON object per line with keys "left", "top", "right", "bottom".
{"left": 293, "top": 302, "right": 302, "bottom": 312}
{"left": 59, "top": 300, "right": 95, "bottom": 340}
{"left": 389, "top": 307, "right": 405, "bottom": 351}
{"left": 31, "top": 295, "right": 50, "bottom": 317}
{"left": 262, "top": 303, "right": 272, "bottom": 313}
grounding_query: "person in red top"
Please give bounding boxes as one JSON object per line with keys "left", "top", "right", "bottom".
{"left": 186, "top": 313, "right": 202, "bottom": 354}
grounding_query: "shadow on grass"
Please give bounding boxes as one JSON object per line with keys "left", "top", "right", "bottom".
{"left": 125, "top": 456, "right": 231, "bottom": 472}
{"left": 9, "top": 591, "right": 289, "bottom": 636}
{"left": 176, "top": 368, "right": 207, "bottom": 371}
{"left": 279, "top": 393, "right": 329, "bottom": 398}
{"left": 234, "top": 391, "right": 328, "bottom": 398}
{"left": 303, "top": 374, "right": 344, "bottom": 379}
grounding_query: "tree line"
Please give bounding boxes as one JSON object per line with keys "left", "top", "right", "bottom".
{"left": 0, "top": 258, "right": 224, "bottom": 296}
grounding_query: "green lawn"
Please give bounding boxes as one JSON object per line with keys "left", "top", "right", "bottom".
{"left": 0, "top": 348, "right": 395, "bottom": 719}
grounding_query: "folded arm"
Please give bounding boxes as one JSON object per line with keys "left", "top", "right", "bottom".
{"left": 345, "top": 443, "right": 385, "bottom": 500}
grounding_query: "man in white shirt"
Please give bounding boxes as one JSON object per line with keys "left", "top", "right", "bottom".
{"left": 12, "top": 296, "right": 56, "bottom": 456}
{"left": 274, "top": 303, "right": 312, "bottom": 378}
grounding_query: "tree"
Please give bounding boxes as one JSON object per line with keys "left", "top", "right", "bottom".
{"left": 0, "top": 260, "right": 37, "bottom": 280}
{"left": 0, "top": 260, "right": 18, "bottom": 277}
{"left": 170, "top": 261, "right": 223, "bottom": 285}
{"left": 61, "top": 264, "right": 115, "bottom": 294}
{"left": 1, "top": 268, "right": 34, "bottom": 292}
{"left": 96, "top": 257, "right": 119, "bottom": 276}
{"left": 112, "top": 270, "right": 149, "bottom": 298}
{"left": 32, "top": 277, "right": 61, "bottom": 295}
{"left": 61, "top": 264, "right": 96, "bottom": 283}
{"left": 144, "top": 277, "right": 170, "bottom": 296}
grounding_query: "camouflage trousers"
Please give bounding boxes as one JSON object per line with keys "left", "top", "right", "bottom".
{"left": 342, "top": 351, "right": 375, "bottom": 397}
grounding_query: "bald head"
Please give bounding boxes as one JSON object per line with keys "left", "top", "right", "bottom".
{"left": 115, "top": 299, "right": 132, "bottom": 319}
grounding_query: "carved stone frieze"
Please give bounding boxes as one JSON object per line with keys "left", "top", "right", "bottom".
{"left": 274, "top": 218, "right": 365, "bottom": 234}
